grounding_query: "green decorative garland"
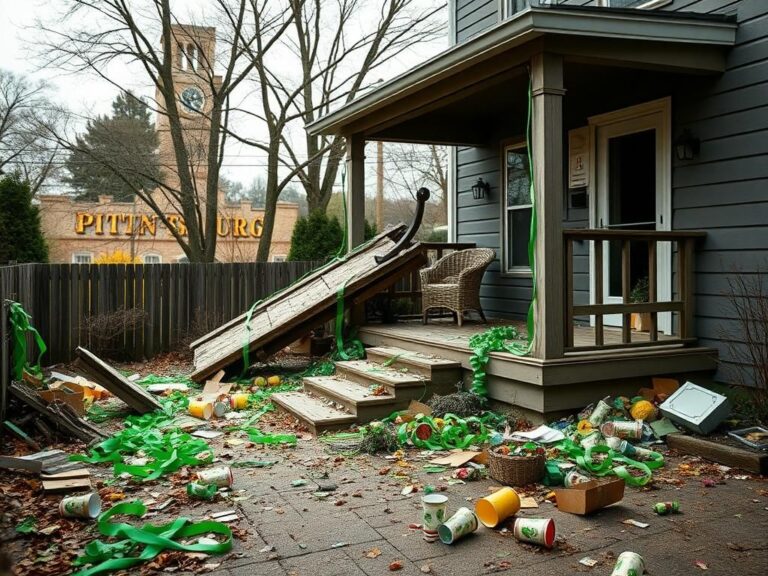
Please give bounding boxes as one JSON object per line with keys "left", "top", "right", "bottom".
{"left": 468, "top": 326, "right": 521, "bottom": 397}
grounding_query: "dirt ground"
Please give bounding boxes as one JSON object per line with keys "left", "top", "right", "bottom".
{"left": 2, "top": 355, "right": 767, "bottom": 576}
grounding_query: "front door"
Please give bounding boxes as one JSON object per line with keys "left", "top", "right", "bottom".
{"left": 591, "top": 98, "right": 672, "bottom": 334}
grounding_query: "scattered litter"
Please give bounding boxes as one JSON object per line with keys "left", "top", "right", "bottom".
{"left": 653, "top": 501, "right": 680, "bottom": 515}
{"left": 364, "top": 547, "right": 382, "bottom": 558}
{"left": 519, "top": 496, "right": 539, "bottom": 509}
{"left": 331, "top": 542, "right": 348, "bottom": 549}
{"left": 579, "top": 557, "right": 599, "bottom": 567}
{"left": 192, "top": 430, "right": 225, "bottom": 439}
{"left": 694, "top": 560, "right": 709, "bottom": 570}
{"left": 259, "top": 545, "right": 275, "bottom": 553}
{"left": 210, "top": 510, "right": 239, "bottom": 523}
{"left": 291, "top": 479, "right": 308, "bottom": 487}
{"left": 505, "top": 425, "right": 565, "bottom": 444}
{"left": 622, "top": 519, "right": 649, "bottom": 529}
{"left": 388, "top": 560, "right": 404, "bottom": 571}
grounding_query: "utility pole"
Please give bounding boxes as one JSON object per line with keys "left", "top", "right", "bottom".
{"left": 376, "top": 140, "right": 384, "bottom": 232}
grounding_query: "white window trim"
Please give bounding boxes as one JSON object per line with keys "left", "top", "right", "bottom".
{"left": 271, "top": 255, "right": 287, "bottom": 263}
{"left": 176, "top": 255, "right": 189, "bottom": 263}
{"left": 501, "top": 139, "right": 533, "bottom": 277}
{"left": 598, "top": 0, "right": 672, "bottom": 8}
{"left": 72, "top": 252, "right": 93, "bottom": 264}
{"left": 143, "top": 253, "right": 162, "bottom": 264}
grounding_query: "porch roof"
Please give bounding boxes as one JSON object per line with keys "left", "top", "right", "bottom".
{"left": 307, "top": 5, "right": 736, "bottom": 144}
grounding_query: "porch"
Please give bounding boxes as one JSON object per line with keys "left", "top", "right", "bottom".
{"left": 306, "top": 4, "right": 736, "bottom": 415}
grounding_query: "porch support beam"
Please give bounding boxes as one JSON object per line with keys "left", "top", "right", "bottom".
{"left": 531, "top": 52, "right": 565, "bottom": 360}
{"left": 345, "top": 133, "right": 366, "bottom": 251}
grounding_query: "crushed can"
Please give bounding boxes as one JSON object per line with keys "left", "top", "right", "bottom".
{"left": 653, "top": 501, "right": 680, "bottom": 515}
{"left": 564, "top": 469, "right": 591, "bottom": 488}
{"left": 588, "top": 399, "right": 612, "bottom": 426}
{"left": 611, "top": 551, "right": 645, "bottom": 576}
{"left": 196, "top": 466, "right": 234, "bottom": 488}
{"left": 601, "top": 420, "right": 643, "bottom": 440}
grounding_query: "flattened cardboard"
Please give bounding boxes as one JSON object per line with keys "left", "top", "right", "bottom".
{"left": 429, "top": 451, "right": 482, "bottom": 468}
{"left": 42, "top": 476, "right": 92, "bottom": 493}
{"left": 39, "top": 385, "right": 86, "bottom": 416}
{"left": 554, "top": 478, "right": 625, "bottom": 515}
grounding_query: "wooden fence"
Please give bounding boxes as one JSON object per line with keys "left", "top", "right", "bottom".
{"left": 0, "top": 262, "right": 320, "bottom": 367}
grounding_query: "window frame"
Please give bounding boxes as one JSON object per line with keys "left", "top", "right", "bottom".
{"left": 271, "top": 255, "right": 287, "bottom": 263}
{"left": 500, "top": 138, "right": 533, "bottom": 277}
{"left": 72, "top": 252, "right": 93, "bottom": 264}
{"left": 597, "top": 0, "right": 672, "bottom": 8}
{"left": 143, "top": 253, "right": 162, "bottom": 264}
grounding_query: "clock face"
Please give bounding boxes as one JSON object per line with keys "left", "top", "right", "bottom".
{"left": 180, "top": 86, "right": 205, "bottom": 113}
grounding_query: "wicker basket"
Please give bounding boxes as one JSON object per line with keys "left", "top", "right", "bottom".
{"left": 487, "top": 450, "right": 546, "bottom": 486}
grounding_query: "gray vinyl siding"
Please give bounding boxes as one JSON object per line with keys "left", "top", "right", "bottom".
{"left": 456, "top": 0, "right": 498, "bottom": 43}
{"left": 669, "top": 0, "right": 768, "bottom": 384}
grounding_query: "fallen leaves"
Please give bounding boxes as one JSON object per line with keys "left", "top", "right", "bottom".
{"left": 694, "top": 560, "right": 709, "bottom": 570}
{"left": 364, "top": 547, "right": 382, "bottom": 559}
{"left": 388, "top": 560, "right": 403, "bottom": 571}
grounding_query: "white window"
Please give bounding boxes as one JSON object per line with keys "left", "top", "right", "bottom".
{"left": 502, "top": 0, "right": 530, "bottom": 19}
{"left": 503, "top": 143, "right": 532, "bottom": 274}
{"left": 597, "top": 0, "right": 671, "bottom": 7}
{"left": 72, "top": 252, "right": 93, "bottom": 264}
{"left": 271, "top": 255, "right": 287, "bottom": 263}
{"left": 143, "top": 254, "right": 161, "bottom": 264}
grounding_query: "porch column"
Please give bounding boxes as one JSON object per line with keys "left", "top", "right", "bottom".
{"left": 531, "top": 53, "right": 565, "bottom": 359}
{"left": 345, "top": 133, "right": 366, "bottom": 251}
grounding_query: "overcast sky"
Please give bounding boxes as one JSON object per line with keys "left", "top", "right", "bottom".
{"left": 0, "top": 0, "right": 448, "bottom": 189}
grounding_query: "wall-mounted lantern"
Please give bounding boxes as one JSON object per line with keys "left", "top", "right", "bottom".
{"left": 674, "top": 129, "right": 700, "bottom": 161}
{"left": 471, "top": 178, "right": 491, "bottom": 200}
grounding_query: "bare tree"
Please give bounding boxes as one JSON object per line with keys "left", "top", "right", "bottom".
{"left": 0, "top": 69, "right": 64, "bottom": 196}
{"left": 38, "top": 0, "right": 289, "bottom": 262}
{"left": 228, "top": 0, "right": 445, "bottom": 261}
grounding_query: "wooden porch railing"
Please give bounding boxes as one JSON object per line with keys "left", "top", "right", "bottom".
{"left": 563, "top": 229, "right": 706, "bottom": 353}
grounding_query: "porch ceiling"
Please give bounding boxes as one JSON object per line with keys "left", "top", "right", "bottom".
{"left": 307, "top": 5, "right": 737, "bottom": 145}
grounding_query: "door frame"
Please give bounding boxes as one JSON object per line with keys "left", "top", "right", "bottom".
{"left": 587, "top": 97, "right": 672, "bottom": 334}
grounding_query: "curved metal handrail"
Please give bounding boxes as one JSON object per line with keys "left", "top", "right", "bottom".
{"left": 375, "top": 187, "right": 430, "bottom": 265}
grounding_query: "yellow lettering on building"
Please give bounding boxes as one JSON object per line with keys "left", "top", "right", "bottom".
{"left": 120, "top": 214, "right": 135, "bottom": 235}
{"left": 250, "top": 218, "right": 263, "bottom": 238}
{"left": 139, "top": 215, "right": 157, "bottom": 236}
{"left": 217, "top": 216, "right": 229, "bottom": 237}
{"left": 106, "top": 213, "right": 119, "bottom": 234}
{"left": 233, "top": 217, "right": 247, "bottom": 238}
{"left": 95, "top": 213, "right": 104, "bottom": 235}
{"left": 75, "top": 213, "right": 94, "bottom": 234}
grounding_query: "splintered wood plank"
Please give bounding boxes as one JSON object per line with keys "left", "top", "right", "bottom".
{"left": 303, "top": 376, "right": 396, "bottom": 405}
{"left": 191, "top": 226, "right": 426, "bottom": 382}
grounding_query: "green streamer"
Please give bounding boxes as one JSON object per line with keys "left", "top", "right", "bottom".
{"left": 6, "top": 300, "right": 47, "bottom": 380}
{"left": 71, "top": 501, "right": 232, "bottom": 576}
{"left": 554, "top": 438, "right": 663, "bottom": 487}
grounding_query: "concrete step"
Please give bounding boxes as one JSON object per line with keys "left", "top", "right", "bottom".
{"left": 303, "top": 376, "right": 407, "bottom": 421}
{"left": 365, "top": 346, "right": 463, "bottom": 392}
{"left": 334, "top": 359, "right": 427, "bottom": 391}
{"left": 271, "top": 391, "right": 356, "bottom": 435}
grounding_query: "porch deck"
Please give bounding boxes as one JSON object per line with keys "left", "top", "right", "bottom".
{"left": 358, "top": 319, "right": 717, "bottom": 418}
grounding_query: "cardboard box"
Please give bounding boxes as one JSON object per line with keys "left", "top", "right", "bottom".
{"left": 554, "top": 478, "right": 625, "bottom": 515}
{"left": 659, "top": 381, "right": 730, "bottom": 435}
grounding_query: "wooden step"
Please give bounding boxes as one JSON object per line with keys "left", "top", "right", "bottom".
{"left": 303, "top": 376, "right": 407, "bottom": 421}
{"left": 271, "top": 391, "right": 356, "bottom": 435}
{"left": 334, "top": 359, "right": 427, "bottom": 390}
{"left": 365, "top": 346, "right": 462, "bottom": 391}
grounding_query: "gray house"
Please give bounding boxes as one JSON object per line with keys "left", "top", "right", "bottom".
{"left": 307, "top": 0, "right": 766, "bottom": 418}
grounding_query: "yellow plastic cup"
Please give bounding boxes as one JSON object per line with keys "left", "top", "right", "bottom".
{"left": 475, "top": 487, "right": 521, "bottom": 528}
{"left": 188, "top": 400, "right": 213, "bottom": 420}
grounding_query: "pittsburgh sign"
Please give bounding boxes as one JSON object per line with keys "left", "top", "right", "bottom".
{"left": 75, "top": 212, "right": 264, "bottom": 238}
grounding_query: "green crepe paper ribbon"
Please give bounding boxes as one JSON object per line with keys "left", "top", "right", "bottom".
{"left": 555, "top": 439, "right": 663, "bottom": 487}
{"left": 395, "top": 413, "right": 491, "bottom": 450}
{"left": 6, "top": 300, "right": 47, "bottom": 380}
{"left": 72, "top": 397, "right": 213, "bottom": 481}
{"left": 334, "top": 279, "right": 365, "bottom": 361}
{"left": 244, "top": 427, "right": 297, "bottom": 445}
{"left": 72, "top": 501, "right": 232, "bottom": 576}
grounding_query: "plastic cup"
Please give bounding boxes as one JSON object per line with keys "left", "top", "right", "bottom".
{"left": 213, "top": 400, "right": 229, "bottom": 418}
{"left": 421, "top": 494, "right": 448, "bottom": 542}
{"left": 611, "top": 551, "right": 645, "bottom": 575}
{"left": 564, "top": 469, "right": 591, "bottom": 488}
{"left": 59, "top": 492, "right": 101, "bottom": 519}
{"left": 580, "top": 430, "right": 604, "bottom": 450}
{"left": 601, "top": 420, "right": 643, "bottom": 440}
{"left": 513, "top": 517, "right": 556, "bottom": 548}
{"left": 230, "top": 393, "right": 249, "bottom": 410}
{"left": 438, "top": 507, "right": 478, "bottom": 544}
{"left": 475, "top": 487, "right": 520, "bottom": 528}
{"left": 189, "top": 400, "right": 213, "bottom": 420}
{"left": 197, "top": 466, "right": 233, "bottom": 488}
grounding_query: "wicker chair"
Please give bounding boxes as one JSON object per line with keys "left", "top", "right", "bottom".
{"left": 419, "top": 248, "right": 495, "bottom": 326}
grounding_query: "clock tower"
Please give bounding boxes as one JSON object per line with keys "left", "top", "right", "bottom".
{"left": 156, "top": 24, "right": 222, "bottom": 188}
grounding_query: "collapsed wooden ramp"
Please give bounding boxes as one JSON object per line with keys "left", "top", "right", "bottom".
{"left": 189, "top": 225, "right": 427, "bottom": 382}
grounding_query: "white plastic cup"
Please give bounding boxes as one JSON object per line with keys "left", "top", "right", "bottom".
{"left": 438, "top": 507, "right": 478, "bottom": 544}
{"left": 588, "top": 399, "right": 612, "bottom": 426}
{"left": 59, "top": 492, "right": 101, "bottom": 519}
{"left": 421, "top": 494, "right": 448, "bottom": 542}
{"left": 513, "top": 517, "right": 556, "bottom": 548}
{"left": 611, "top": 551, "right": 645, "bottom": 575}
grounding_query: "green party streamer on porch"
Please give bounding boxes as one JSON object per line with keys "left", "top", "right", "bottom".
{"left": 394, "top": 413, "right": 493, "bottom": 451}
{"left": 6, "top": 300, "right": 47, "bottom": 380}
{"left": 469, "top": 72, "right": 538, "bottom": 397}
{"left": 71, "top": 501, "right": 232, "bottom": 576}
